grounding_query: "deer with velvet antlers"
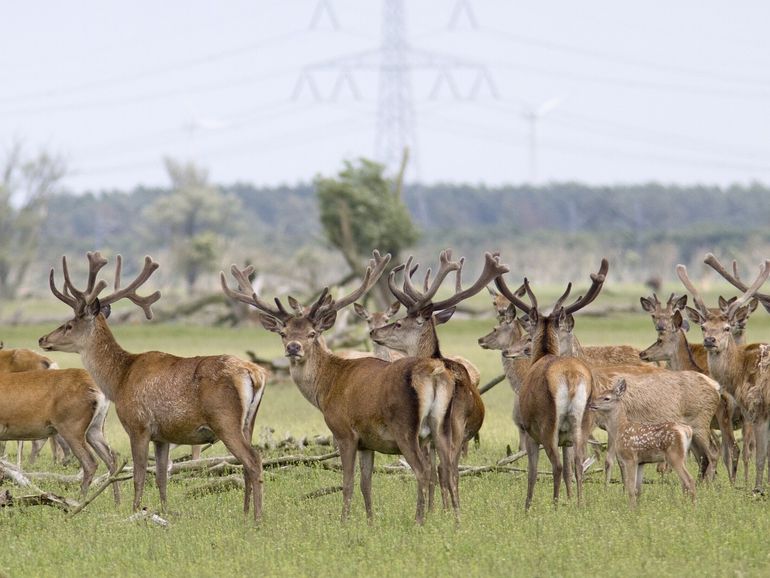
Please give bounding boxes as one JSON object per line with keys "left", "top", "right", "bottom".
{"left": 369, "top": 250, "right": 508, "bottom": 504}
{"left": 39, "top": 252, "right": 268, "bottom": 521}
{"left": 677, "top": 254, "right": 770, "bottom": 493}
{"left": 222, "top": 251, "right": 470, "bottom": 523}
{"left": 493, "top": 258, "right": 609, "bottom": 510}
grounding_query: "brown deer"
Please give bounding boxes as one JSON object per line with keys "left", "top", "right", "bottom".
{"left": 0, "top": 345, "right": 71, "bottom": 466}
{"left": 222, "top": 250, "right": 460, "bottom": 523}
{"left": 369, "top": 250, "right": 508, "bottom": 504}
{"left": 556, "top": 312, "right": 649, "bottom": 367}
{"left": 589, "top": 378, "right": 695, "bottom": 506}
{"left": 352, "top": 301, "right": 404, "bottom": 361}
{"left": 39, "top": 252, "right": 268, "bottom": 521}
{"left": 639, "top": 299, "right": 746, "bottom": 485}
{"left": 494, "top": 258, "right": 608, "bottom": 510}
{"left": 0, "top": 368, "right": 119, "bottom": 502}
{"left": 477, "top": 301, "right": 530, "bottom": 451}
{"left": 684, "top": 254, "right": 770, "bottom": 492}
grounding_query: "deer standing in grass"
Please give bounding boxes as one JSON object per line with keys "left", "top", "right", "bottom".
{"left": 369, "top": 250, "right": 508, "bottom": 506}
{"left": 222, "top": 251, "right": 460, "bottom": 523}
{"left": 589, "top": 378, "right": 695, "bottom": 506}
{"left": 493, "top": 259, "right": 609, "bottom": 510}
{"left": 0, "top": 368, "right": 119, "bottom": 502}
{"left": 0, "top": 344, "right": 71, "bottom": 466}
{"left": 39, "top": 252, "right": 268, "bottom": 521}
{"left": 680, "top": 254, "right": 770, "bottom": 492}
{"left": 639, "top": 294, "right": 747, "bottom": 484}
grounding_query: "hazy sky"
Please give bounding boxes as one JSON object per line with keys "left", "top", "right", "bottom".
{"left": 3, "top": 1, "right": 770, "bottom": 192}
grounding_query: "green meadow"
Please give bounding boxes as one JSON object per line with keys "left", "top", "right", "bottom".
{"left": 2, "top": 287, "right": 770, "bottom": 578}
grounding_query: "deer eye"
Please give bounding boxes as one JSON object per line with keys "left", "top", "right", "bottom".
{"left": 395, "top": 322, "right": 402, "bottom": 329}
{"left": 723, "top": 327, "right": 731, "bottom": 332}
{"left": 308, "top": 331, "right": 316, "bottom": 339}
{"left": 279, "top": 331, "right": 287, "bottom": 338}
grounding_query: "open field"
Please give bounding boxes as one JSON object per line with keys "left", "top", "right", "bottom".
{"left": 3, "top": 290, "right": 770, "bottom": 577}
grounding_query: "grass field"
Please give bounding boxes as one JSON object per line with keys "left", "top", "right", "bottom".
{"left": 3, "top": 291, "right": 770, "bottom": 578}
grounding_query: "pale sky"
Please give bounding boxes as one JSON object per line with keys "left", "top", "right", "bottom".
{"left": 2, "top": 0, "right": 770, "bottom": 192}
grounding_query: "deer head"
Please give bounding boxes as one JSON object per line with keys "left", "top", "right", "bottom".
{"left": 588, "top": 378, "right": 626, "bottom": 415}
{"left": 353, "top": 301, "right": 401, "bottom": 332}
{"left": 477, "top": 302, "right": 527, "bottom": 352}
{"left": 677, "top": 257, "right": 770, "bottom": 353}
{"left": 640, "top": 293, "right": 689, "bottom": 334}
{"left": 221, "top": 250, "right": 391, "bottom": 362}
{"left": 494, "top": 258, "right": 609, "bottom": 361}
{"left": 370, "top": 250, "right": 509, "bottom": 356}
{"left": 639, "top": 310, "right": 687, "bottom": 363}
{"left": 40, "top": 252, "right": 160, "bottom": 353}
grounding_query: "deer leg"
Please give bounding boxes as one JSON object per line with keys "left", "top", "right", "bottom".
{"left": 574, "top": 432, "right": 586, "bottom": 507}
{"left": 670, "top": 451, "right": 696, "bottom": 503}
{"left": 623, "top": 460, "right": 638, "bottom": 507}
{"left": 542, "top": 442, "right": 562, "bottom": 507}
{"left": 337, "top": 438, "right": 358, "bottom": 522}
{"left": 358, "top": 449, "right": 375, "bottom": 522}
{"left": 153, "top": 441, "right": 170, "bottom": 512}
{"left": 28, "top": 439, "right": 45, "bottom": 465}
{"left": 16, "top": 441, "right": 23, "bottom": 469}
{"left": 752, "top": 419, "right": 769, "bottom": 494}
{"left": 561, "top": 446, "right": 573, "bottom": 500}
{"left": 524, "top": 434, "right": 540, "bottom": 511}
{"left": 430, "top": 413, "right": 458, "bottom": 517}
{"left": 690, "top": 428, "right": 716, "bottom": 482}
{"left": 743, "top": 422, "right": 754, "bottom": 486}
{"left": 129, "top": 432, "right": 151, "bottom": 511}
{"left": 58, "top": 430, "right": 97, "bottom": 499}
{"left": 56, "top": 434, "right": 73, "bottom": 466}
{"left": 715, "top": 400, "right": 737, "bottom": 484}
{"left": 397, "top": 438, "right": 431, "bottom": 525}
{"left": 86, "top": 426, "right": 121, "bottom": 505}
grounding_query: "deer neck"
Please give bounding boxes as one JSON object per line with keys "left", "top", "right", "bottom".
{"left": 531, "top": 318, "right": 559, "bottom": 363}
{"left": 403, "top": 320, "right": 442, "bottom": 359}
{"left": 561, "top": 333, "right": 584, "bottom": 357}
{"left": 287, "top": 339, "right": 335, "bottom": 411}
{"left": 79, "top": 316, "right": 134, "bottom": 401}
{"left": 372, "top": 342, "right": 395, "bottom": 362}
{"left": 602, "top": 405, "right": 627, "bottom": 441}
{"left": 706, "top": 338, "right": 741, "bottom": 393}
{"left": 672, "top": 330, "right": 704, "bottom": 372}
{"left": 502, "top": 355, "right": 529, "bottom": 393}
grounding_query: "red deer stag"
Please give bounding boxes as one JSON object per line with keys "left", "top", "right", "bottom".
{"left": 222, "top": 251, "right": 459, "bottom": 523}
{"left": 494, "top": 258, "right": 608, "bottom": 510}
{"left": 589, "top": 378, "right": 695, "bottom": 506}
{"left": 39, "top": 252, "right": 268, "bottom": 521}
{"left": 369, "top": 250, "right": 508, "bottom": 505}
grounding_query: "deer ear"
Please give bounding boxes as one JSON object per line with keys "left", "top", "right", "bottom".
{"left": 259, "top": 315, "right": 284, "bottom": 333}
{"left": 503, "top": 304, "right": 517, "bottom": 323}
{"left": 314, "top": 309, "right": 337, "bottom": 332}
{"left": 528, "top": 309, "right": 539, "bottom": 327}
{"left": 732, "top": 305, "right": 750, "bottom": 324}
{"left": 614, "top": 378, "right": 627, "bottom": 397}
{"left": 101, "top": 304, "right": 112, "bottom": 319}
{"left": 417, "top": 303, "right": 434, "bottom": 324}
{"left": 749, "top": 298, "right": 759, "bottom": 313}
{"left": 640, "top": 297, "right": 655, "bottom": 312}
{"left": 386, "top": 301, "right": 401, "bottom": 318}
{"left": 673, "top": 294, "right": 688, "bottom": 311}
{"left": 718, "top": 296, "right": 729, "bottom": 311}
{"left": 86, "top": 298, "right": 102, "bottom": 319}
{"left": 563, "top": 312, "right": 574, "bottom": 332}
{"left": 685, "top": 306, "right": 705, "bottom": 325}
{"left": 353, "top": 303, "right": 369, "bottom": 321}
{"left": 434, "top": 307, "right": 456, "bottom": 325}
{"left": 672, "top": 309, "right": 683, "bottom": 329}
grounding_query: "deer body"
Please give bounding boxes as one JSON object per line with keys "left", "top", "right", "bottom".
{"left": 0, "top": 368, "right": 118, "bottom": 500}
{"left": 590, "top": 379, "right": 695, "bottom": 506}
{"left": 40, "top": 252, "right": 268, "bottom": 521}
{"left": 558, "top": 313, "right": 648, "bottom": 367}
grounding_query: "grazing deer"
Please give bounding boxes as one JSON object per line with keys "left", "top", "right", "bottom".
{"left": 0, "top": 345, "right": 71, "bottom": 466}
{"left": 39, "top": 252, "right": 268, "bottom": 521}
{"left": 0, "top": 368, "right": 119, "bottom": 502}
{"left": 352, "top": 301, "right": 404, "bottom": 361}
{"left": 494, "top": 259, "right": 608, "bottom": 510}
{"left": 682, "top": 254, "right": 770, "bottom": 492}
{"left": 369, "top": 250, "right": 508, "bottom": 505}
{"left": 589, "top": 378, "right": 695, "bottom": 506}
{"left": 222, "top": 250, "right": 462, "bottom": 523}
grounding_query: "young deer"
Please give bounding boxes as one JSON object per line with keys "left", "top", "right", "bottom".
{"left": 370, "top": 250, "right": 508, "bottom": 506}
{"left": 222, "top": 251, "right": 460, "bottom": 523}
{"left": 39, "top": 252, "right": 268, "bottom": 521}
{"left": 0, "top": 368, "right": 119, "bottom": 502}
{"left": 589, "top": 378, "right": 695, "bottom": 506}
{"left": 494, "top": 259, "right": 608, "bottom": 510}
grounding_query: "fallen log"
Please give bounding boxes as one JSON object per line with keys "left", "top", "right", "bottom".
{"left": 302, "top": 485, "right": 344, "bottom": 500}
{"left": 0, "top": 489, "right": 77, "bottom": 512}
{"left": 185, "top": 475, "right": 245, "bottom": 499}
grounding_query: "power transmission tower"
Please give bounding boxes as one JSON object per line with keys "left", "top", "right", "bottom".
{"left": 294, "top": 0, "right": 497, "bottom": 179}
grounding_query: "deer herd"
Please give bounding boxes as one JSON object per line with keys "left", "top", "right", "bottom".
{"left": 1, "top": 248, "right": 770, "bottom": 524}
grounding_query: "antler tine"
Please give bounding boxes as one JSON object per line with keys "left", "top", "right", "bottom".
{"left": 287, "top": 296, "right": 305, "bottom": 315}
{"left": 523, "top": 278, "right": 538, "bottom": 311}
{"left": 551, "top": 282, "right": 573, "bottom": 314}
{"left": 114, "top": 255, "right": 123, "bottom": 291}
{"left": 97, "top": 256, "right": 160, "bottom": 319}
{"left": 563, "top": 258, "right": 610, "bottom": 315}
{"left": 61, "top": 255, "right": 81, "bottom": 300}
{"left": 675, "top": 264, "right": 708, "bottom": 315}
{"left": 85, "top": 252, "right": 109, "bottom": 294}
{"left": 433, "top": 252, "right": 510, "bottom": 312}
{"left": 49, "top": 268, "right": 78, "bottom": 308}
{"left": 704, "top": 253, "right": 770, "bottom": 313}
{"left": 329, "top": 250, "right": 392, "bottom": 312}
{"left": 388, "top": 265, "right": 417, "bottom": 308}
{"left": 401, "top": 256, "right": 423, "bottom": 301}
{"left": 725, "top": 260, "right": 770, "bottom": 316}
{"left": 307, "top": 287, "right": 331, "bottom": 320}
{"left": 402, "top": 249, "right": 462, "bottom": 313}
{"left": 454, "top": 257, "right": 465, "bottom": 293}
{"left": 494, "top": 273, "right": 532, "bottom": 315}
{"left": 221, "top": 264, "right": 292, "bottom": 321}
{"left": 423, "top": 267, "right": 432, "bottom": 292}
{"left": 732, "top": 260, "right": 743, "bottom": 283}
